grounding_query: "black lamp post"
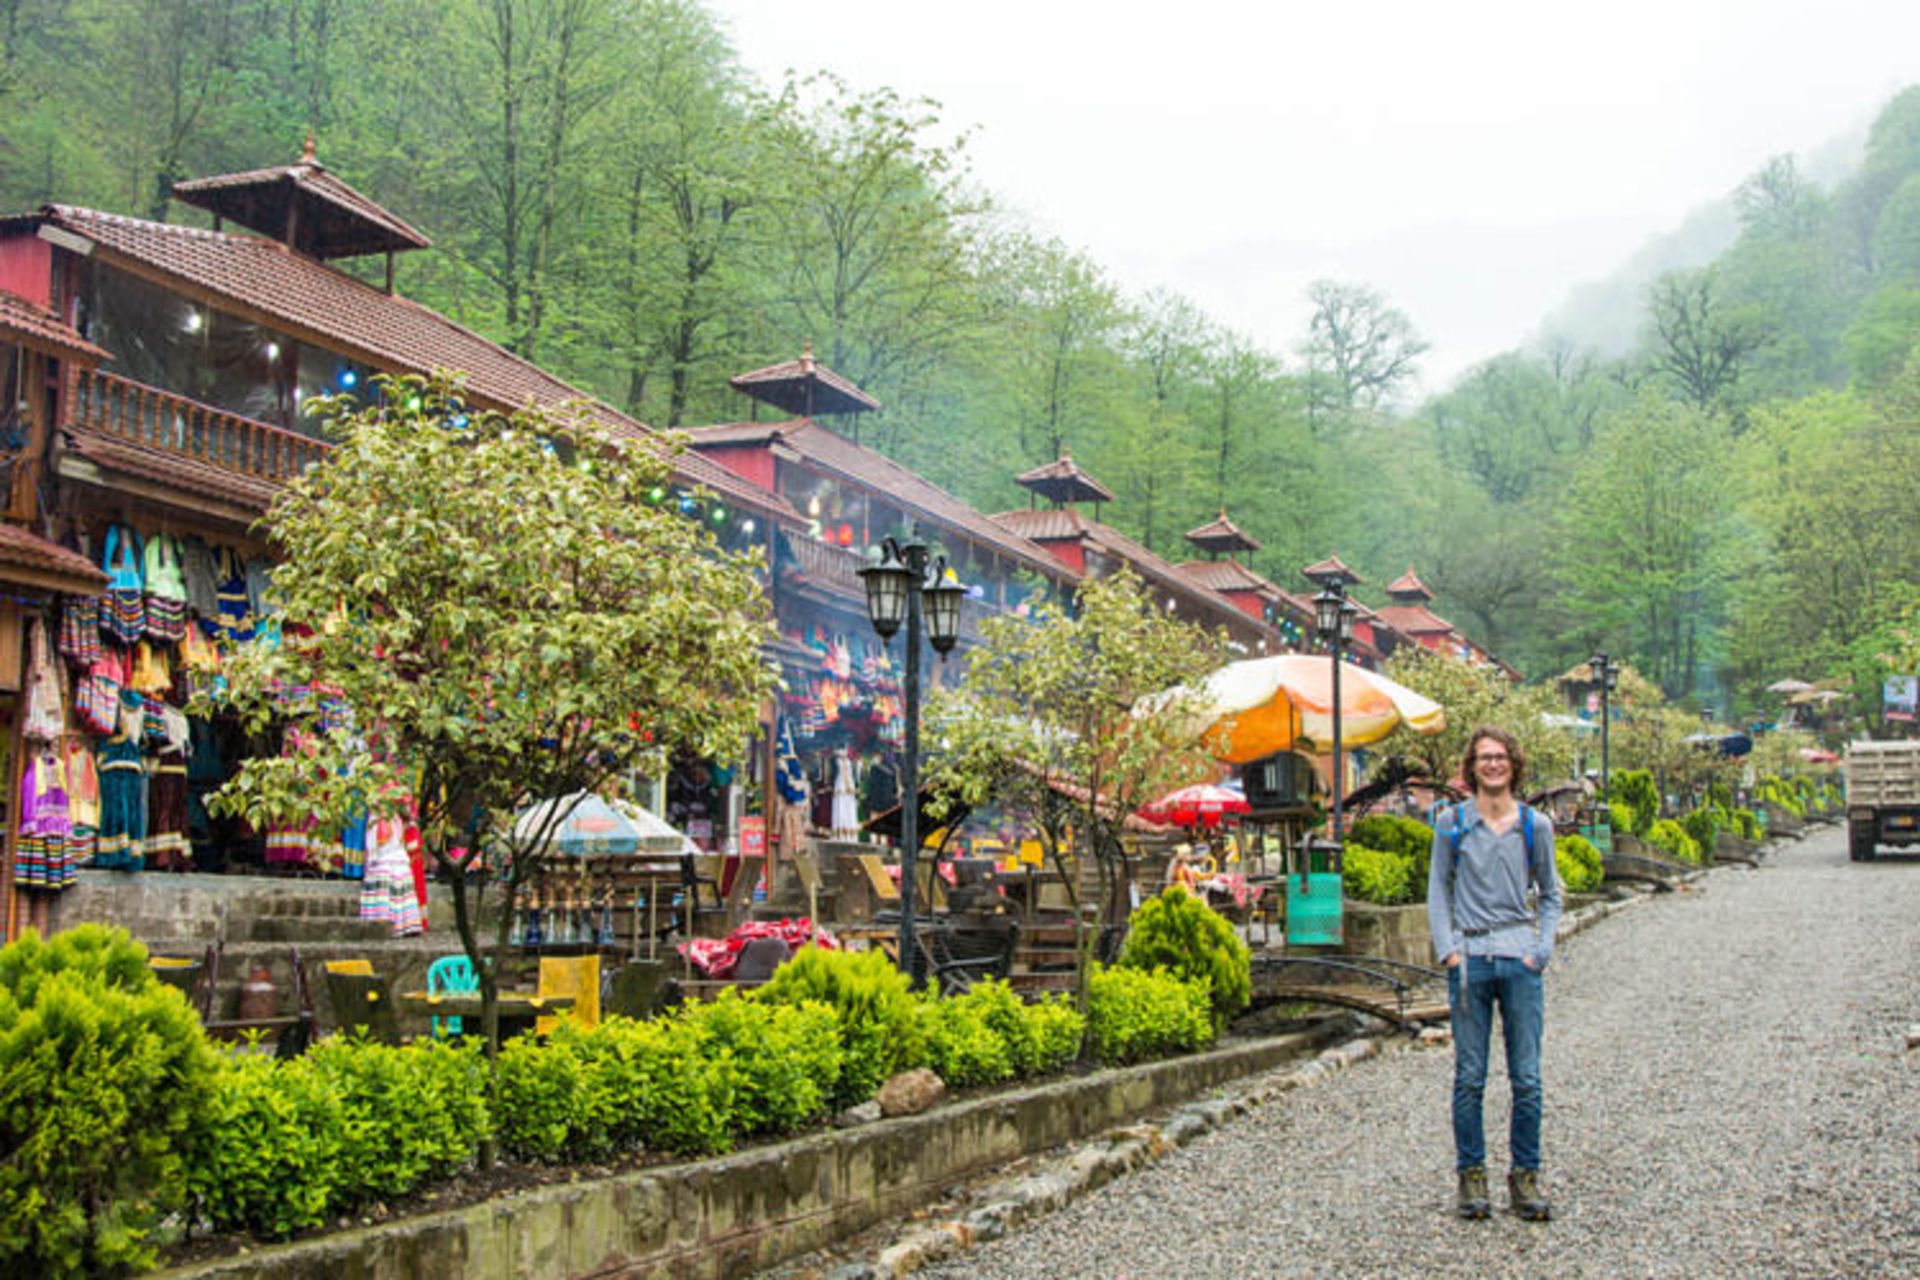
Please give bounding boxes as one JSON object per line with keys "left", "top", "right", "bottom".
{"left": 1590, "top": 653, "right": 1619, "bottom": 805}
{"left": 859, "top": 526, "right": 965, "bottom": 983}
{"left": 1313, "top": 585, "right": 1358, "bottom": 844}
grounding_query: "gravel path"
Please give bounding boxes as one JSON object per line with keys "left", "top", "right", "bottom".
{"left": 921, "top": 828, "right": 1920, "bottom": 1279}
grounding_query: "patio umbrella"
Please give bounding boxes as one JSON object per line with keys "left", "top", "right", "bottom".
{"left": 1767, "top": 678, "right": 1815, "bottom": 694}
{"left": 1138, "top": 782, "right": 1251, "bottom": 829}
{"left": 514, "top": 793, "right": 649, "bottom": 856}
{"left": 1163, "top": 653, "right": 1446, "bottom": 765}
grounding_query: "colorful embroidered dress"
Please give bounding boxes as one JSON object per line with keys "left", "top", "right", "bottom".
{"left": 93, "top": 729, "right": 146, "bottom": 871}
{"left": 15, "top": 750, "right": 74, "bottom": 888}
{"left": 360, "top": 815, "right": 423, "bottom": 936}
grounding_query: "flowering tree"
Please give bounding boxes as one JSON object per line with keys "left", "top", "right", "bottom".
{"left": 1381, "top": 649, "right": 1573, "bottom": 789}
{"left": 922, "top": 569, "right": 1221, "bottom": 955}
{"left": 209, "top": 375, "right": 774, "bottom": 1064}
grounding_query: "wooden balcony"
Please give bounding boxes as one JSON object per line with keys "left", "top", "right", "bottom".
{"left": 65, "top": 367, "right": 328, "bottom": 487}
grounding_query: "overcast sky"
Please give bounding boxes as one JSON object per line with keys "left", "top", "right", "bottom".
{"left": 710, "top": 0, "right": 1920, "bottom": 394}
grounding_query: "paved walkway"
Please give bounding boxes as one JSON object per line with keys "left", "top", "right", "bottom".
{"left": 920, "top": 827, "right": 1920, "bottom": 1278}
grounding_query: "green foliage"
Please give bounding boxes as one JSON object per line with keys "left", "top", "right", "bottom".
{"left": 675, "top": 992, "right": 842, "bottom": 1137}
{"left": 1608, "top": 800, "right": 1636, "bottom": 836}
{"left": 1613, "top": 770, "right": 1660, "bottom": 835}
{"left": 1555, "top": 833, "right": 1606, "bottom": 894}
{"left": 1646, "top": 818, "right": 1703, "bottom": 865}
{"left": 1085, "top": 965, "right": 1215, "bottom": 1065}
{"left": 1020, "top": 995, "right": 1089, "bottom": 1074}
{"left": 1115, "top": 887, "right": 1251, "bottom": 1026}
{"left": 0, "top": 926, "right": 218, "bottom": 1278}
{"left": 190, "top": 1054, "right": 345, "bottom": 1239}
{"left": 1378, "top": 651, "right": 1575, "bottom": 786}
{"left": 1758, "top": 775, "right": 1807, "bottom": 818}
{"left": 921, "top": 994, "right": 1015, "bottom": 1088}
{"left": 1348, "top": 814, "right": 1435, "bottom": 889}
{"left": 1340, "top": 845, "right": 1416, "bottom": 905}
{"left": 1734, "top": 808, "right": 1763, "bottom": 841}
{"left": 753, "top": 946, "right": 927, "bottom": 1110}
{"left": 1680, "top": 809, "right": 1722, "bottom": 859}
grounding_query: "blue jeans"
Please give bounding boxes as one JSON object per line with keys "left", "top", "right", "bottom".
{"left": 1448, "top": 954, "right": 1544, "bottom": 1171}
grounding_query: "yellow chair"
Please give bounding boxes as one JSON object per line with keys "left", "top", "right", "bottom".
{"left": 536, "top": 954, "right": 601, "bottom": 1035}
{"left": 856, "top": 853, "right": 901, "bottom": 905}
{"left": 324, "top": 958, "right": 374, "bottom": 977}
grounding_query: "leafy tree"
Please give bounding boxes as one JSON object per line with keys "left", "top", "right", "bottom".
{"left": 921, "top": 569, "right": 1222, "bottom": 956}
{"left": 1380, "top": 648, "right": 1573, "bottom": 790}
{"left": 1301, "top": 278, "right": 1428, "bottom": 420}
{"left": 1645, "top": 267, "right": 1770, "bottom": 417}
{"left": 207, "top": 375, "right": 774, "bottom": 1089}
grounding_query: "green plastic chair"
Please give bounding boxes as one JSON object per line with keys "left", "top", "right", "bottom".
{"left": 426, "top": 955, "right": 479, "bottom": 1038}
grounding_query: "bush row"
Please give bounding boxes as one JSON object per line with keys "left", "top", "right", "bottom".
{"left": 2, "top": 921, "right": 1224, "bottom": 1276}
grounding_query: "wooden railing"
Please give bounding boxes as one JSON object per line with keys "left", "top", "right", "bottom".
{"left": 65, "top": 367, "right": 329, "bottom": 486}
{"left": 787, "top": 535, "right": 866, "bottom": 596}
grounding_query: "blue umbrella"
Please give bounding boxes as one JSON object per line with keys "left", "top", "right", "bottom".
{"left": 514, "top": 793, "right": 642, "bottom": 856}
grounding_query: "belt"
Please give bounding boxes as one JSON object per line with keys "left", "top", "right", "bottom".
{"left": 1462, "top": 927, "right": 1493, "bottom": 937}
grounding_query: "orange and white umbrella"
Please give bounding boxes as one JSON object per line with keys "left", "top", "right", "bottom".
{"left": 1166, "top": 654, "right": 1445, "bottom": 764}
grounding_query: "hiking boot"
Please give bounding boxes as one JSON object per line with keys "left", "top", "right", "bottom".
{"left": 1457, "top": 1166, "right": 1491, "bottom": 1219}
{"left": 1509, "top": 1168, "right": 1551, "bottom": 1221}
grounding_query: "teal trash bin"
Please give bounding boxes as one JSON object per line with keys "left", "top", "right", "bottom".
{"left": 1285, "top": 872, "right": 1344, "bottom": 946}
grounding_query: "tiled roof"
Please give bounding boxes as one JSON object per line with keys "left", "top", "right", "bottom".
{"left": 62, "top": 429, "right": 284, "bottom": 513}
{"left": 686, "top": 419, "right": 1073, "bottom": 582}
{"left": 993, "top": 507, "right": 1280, "bottom": 646}
{"left": 1374, "top": 603, "right": 1455, "bottom": 636}
{"left": 1183, "top": 509, "right": 1261, "bottom": 552}
{"left": 24, "top": 206, "right": 788, "bottom": 520}
{"left": 729, "top": 346, "right": 879, "bottom": 417}
{"left": 0, "top": 521, "right": 107, "bottom": 592}
{"left": 1386, "top": 565, "right": 1434, "bottom": 601}
{"left": 172, "top": 152, "right": 432, "bottom": 258}
{"left": 1301, "top": 553, "right": 1364, "bottom": 587}
{"left": 1176, "top": 558, "right": 1282, "bottom": 597}
{"left": 1014, "top": 448, "right": 1116, "bottom": 505}
{"left": 0, "top": 289, "right": 111, "bottom": 364}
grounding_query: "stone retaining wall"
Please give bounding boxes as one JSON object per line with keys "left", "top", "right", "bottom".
{"left": 149, "top": 1023, "right": 1347, "bottom": 1280}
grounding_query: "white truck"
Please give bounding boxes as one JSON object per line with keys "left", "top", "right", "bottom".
{"left": 1843, "top": 739, "right": 1920, "bottom": 861}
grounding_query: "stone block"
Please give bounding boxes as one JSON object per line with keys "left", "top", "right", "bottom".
{"left": 876, "top": 1068, "right": 945, "bottom": 1117}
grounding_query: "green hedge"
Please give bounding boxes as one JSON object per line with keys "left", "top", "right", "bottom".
{"left": 1613, "top": 770, "right": 1659, "bottom": 835}
{"left": 752, "top": 945, "right": 927, "bottom": 1111}
{"left": 1342, "top": 844, "right": 1416, "bottom": 905}
{"left": 921, "top": 979, "right": 1084, "bottom": 1088}
{"left": 1347, "top": 814, "right": 1435, "bottom": 890}
{"left": 1085, "top": 965, "right": 1214, "bottom": 1064}
{"left": 1556, "top": 833, "right": 1605, "bottom": 893}
{"left": 0, "top": 926, "right": 219, "bottom": 1279}
{"left": 1646, "top": 818, "right": 1702, "bottom": 864}
{"left": 1115, "top": 887, "right": 1251, "bottom": 1027}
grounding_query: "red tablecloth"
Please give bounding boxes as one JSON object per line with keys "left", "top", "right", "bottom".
{"left": 679, "top": 918, "right": 837, "bottom": 978}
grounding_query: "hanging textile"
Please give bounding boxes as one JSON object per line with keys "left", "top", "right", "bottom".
{"left": 58, "top": 596, "right": 102, "bottom": 668}
{"left": 178, "top": 536, "right": 219, "bottom": 620}
{"left": 99, "top": 524, "right": 145, "bottom": 644}
{"left": 145, "top": 745, "right": 190, "bottom": 871}
{"left": 360, "top": 813, "right": 423, "bottom": 936}
{"left": 63, "top": 737, "right": 99, "bottom": 873}
{"left": 14, "top": 749, "right": 74, "bottom": 889}
{"left": 212, "top": 547, "right": 253, "bottom": 641}
{"left": 142, "top": 533, "right": 188, "bottom": 642}
{"left": 21, "top": 617, "right": 65, "bottom": 743}
{"left": 129, "top": 641, "right": 172, "bottom": 695}
{"left": 830, "top": 749, "right": 860, "bottom": 840}
{"left": 75, "top": 647, "right": 126, "bottom": 737}
{"left": 94, "top": 722, "right": 147, "bottom": 871}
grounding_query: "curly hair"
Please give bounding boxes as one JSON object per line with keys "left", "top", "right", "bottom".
{"left": 1461, "top": 725, "right": 1526, "bottom": 796}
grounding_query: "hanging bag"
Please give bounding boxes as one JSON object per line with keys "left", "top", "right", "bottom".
{"left": 99, "top": 524, "right": 146, "bottom": 644}
{"left": 75, "top": 649, "right": 124, "bottom": 737}
{"left": 59, "top": 596, "right": 103, "bottom": 668}
{"left": 142, "top": 533, "right": 188, "bottom": 642}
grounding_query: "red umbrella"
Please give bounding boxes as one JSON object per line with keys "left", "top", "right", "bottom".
{"left": 1139, "top": 783, "right": 1250, "bottom": 829}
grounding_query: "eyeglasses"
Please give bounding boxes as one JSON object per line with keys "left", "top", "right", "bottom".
{"left": 1474, "top": 754, "right": 1511, "bottom": 765}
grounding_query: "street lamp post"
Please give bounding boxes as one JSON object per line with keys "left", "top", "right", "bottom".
{"left": 1313, "top": 585, "right": 1358, "bottom": 844}
{"left": 859, "top": 526, "right": 965, "bottom": 983}
{"left": 1589, "top": 653, "right": 1619, "bottom": 806}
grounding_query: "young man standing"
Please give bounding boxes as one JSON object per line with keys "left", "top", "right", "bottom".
{"left": 1428, "top": 725, "right": 1562, "bottom": 1221}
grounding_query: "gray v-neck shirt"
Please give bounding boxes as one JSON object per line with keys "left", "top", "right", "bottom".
{"left": 1427, "top": 798, "right": 1563, "bottom": 967}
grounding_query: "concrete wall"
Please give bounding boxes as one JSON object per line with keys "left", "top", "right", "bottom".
{"left": 150, "top": 1026, "right": 1342, "bottom": 1280}
{"left": 1339, "top": 901, "right": 1433, "bottom": 968}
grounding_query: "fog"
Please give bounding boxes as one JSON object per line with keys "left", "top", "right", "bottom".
{"left": 712, "top": 0, "right": 1920, "bottom": 393}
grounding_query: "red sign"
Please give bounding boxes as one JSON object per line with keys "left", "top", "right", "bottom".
{"left": 740, "top": 816, "right": 766, "bottom": 860}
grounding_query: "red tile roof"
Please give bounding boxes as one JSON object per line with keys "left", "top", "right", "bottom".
{"left": 172, "top": 151, "right": 432, "bottom": 258}
{"left": 729, "top": 346, "right": 880, "bottom": 417}
{"left": 687, "top": 419, "right": 1074, "bottom": 582}
{"left": 1176, "top": 558, "right": 1283, "bottom": 598}
{"left": 1183, "top": 508, "right": 1261, "bottom": 553}
{"left": 23, "top": 206, "right": 788, "bottom": 520}
{"left": 1014, "top": 447, "right": 1116, "bottom": 505}
{"left": 993, "top": 507, "right": 1281, "bottom": 648}
{"left": 1301, "top": 553, "right": 1364, "bottom": 587}
{"left": 0, "top": 289, "right": 111, "bottom": 365}
{"left": 1386, "top": 565, "right": 1434, "bottom": 601}
{"left": 0, "top": 521, "right": 107, "bottom": 592}
{"left": 1374, "top": 603, "right": 1454, "bottom": 636}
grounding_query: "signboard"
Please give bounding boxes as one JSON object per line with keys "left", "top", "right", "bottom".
{"left": 1885, "top": 676, "right": 1918, "bottom": 720}
{"left": 739, "top": 815, "right": 766, "bottom": 861}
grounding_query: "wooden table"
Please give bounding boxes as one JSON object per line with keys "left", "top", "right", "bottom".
{"left": 398, "top": 991, "right": 576, "bottom": 1038}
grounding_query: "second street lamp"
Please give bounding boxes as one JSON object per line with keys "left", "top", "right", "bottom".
{"left": 1313, "top": 585, "right": 1357, "bottom": 846}
{"left": 1590, "top": 652, "right": 1618, "bottom": 806}
{"left": 859, "top": 526, "right": 965, "bottom": 983}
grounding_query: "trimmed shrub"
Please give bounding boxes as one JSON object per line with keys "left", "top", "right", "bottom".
{"left": 567, "top": 1016, "right": 733, "bottom": 1157}
{"left": 753, "top": 945, "right": 927, "bottom": 1110}
{"left": 1348, "top": 814, "right": 1435, "bottom": 892}
{"left": 1680, "top": 809, "right": 1721, "bottom": 860}
{"left": 1607, "top": 800, "right": 1636, "bottom": 837}
{"left": 1613, "top": 770, "right": 1659, "bottom": 835}
{"left": 303, "top": 1036, "right": 490, "bottom": 1208}
{"left": 919, "top": 979, "right": 1088, "bottom": 1086}
{"left": 1021, "top": 995, "right": 1088, "bottom": 1074}
{"left": 1341, "top": 844, "right": 1415, "bottom": 905}
{"left": 1085, "top": 965, "right": 1214, "bottom": 1065}
{"left": 0, "top": 926, "right": 220, "bottom": 1278}
{"left": 676, "top": 991, "right": 842, "bottom": 1137}
{"left": 494, "top": 1025, "right": 601, "bottom": 1162}
{"left": 1556, "top": 833, "right": 1605, "bottom": 893}
{"left": 921, "top": 993, "right": 1015, "bottom": 1088}
{"left": 1646, "top": 818, "right": 1702, "bottom": 864}
{"left": 1115, "top": 887, "right": 1251, "bottom": 1027}
{"left": 1733, "top": 808, "right": 1762, "bottom": 841}
{"left": 190, "top": 1053, "right": 345, "bottom": 1239}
